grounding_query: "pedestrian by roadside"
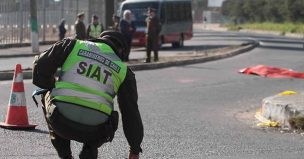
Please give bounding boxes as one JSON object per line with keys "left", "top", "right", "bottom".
{"left": 145, "top": 7, "right": 161, "bottom": 63}
{"left": 87, "top": 15, "right": 103, "bottom": 39}
{"left": 203, "top": 16, "right": 207, "bottom": 29}
{"left": 74, "top": 12, "right": 86, "bottom": 40}
{"left": 32, "top": 31, "right": 143, "bottom": 159}
{"left": 112, "top": 14, "right": 120, "bottom": 31}
{"left": 58, "top": 19, "right": 67, "bottom": 40}
{"left": 119, "top": 10, "right": 136, "bottom": 62}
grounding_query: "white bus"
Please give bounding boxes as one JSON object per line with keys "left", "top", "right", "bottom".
{"left": 119, "top": 0, "right": 193, "bottom": 48}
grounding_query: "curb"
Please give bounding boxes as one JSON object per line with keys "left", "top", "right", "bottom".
{"left": 130, "top": 42, "right": 258, "bottom": 71}
{"left": 0, "top": 42, "right": 259, "bottom": 81}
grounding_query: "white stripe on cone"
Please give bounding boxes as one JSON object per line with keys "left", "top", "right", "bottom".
{"left": 9, "top": 92, "right": 26, "bottom": 107}
{"left": 14, "top": 73, "right": 23, "bottom": 83}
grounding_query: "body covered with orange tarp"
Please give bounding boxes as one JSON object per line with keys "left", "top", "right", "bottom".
{"left": 239, "top": 65, "right": 304, "bottom": 79}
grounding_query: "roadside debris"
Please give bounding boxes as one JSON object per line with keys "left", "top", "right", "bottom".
{"left": 255, "top": 110, "right": 280, "bottom": 127}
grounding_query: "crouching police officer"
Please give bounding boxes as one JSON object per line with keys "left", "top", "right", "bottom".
{"left": 32, "top": 31, "right": 143, "bottom": 159}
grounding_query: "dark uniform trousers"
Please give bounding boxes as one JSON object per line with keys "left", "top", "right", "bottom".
{"left": 42, "top": 91, "right": 118, "bottom": 159}
{"left": 146, "top": 35, "right": 159, "bottom": 62}
{"left": 145, "top": 16, "right": 160, "bottom": 63}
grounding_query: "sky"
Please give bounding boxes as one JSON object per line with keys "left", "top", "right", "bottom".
{"left": 208, "top": 0, "right": 225, "bottom": 7}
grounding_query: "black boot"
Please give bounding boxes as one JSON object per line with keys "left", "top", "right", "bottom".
{"left": 79, "top": 144, "right": 98, "bottom": 159}
{"left": 50, "top": 132, "right": 72, "bottom": 159}
{"left": 154, "top": 51, "right": 159, "bottom": 62}
{"left": 61, "top": 155, "right": 74, "bottom": 159}
{"left": 146, "top": 51, "right": 151, "bottom": 63}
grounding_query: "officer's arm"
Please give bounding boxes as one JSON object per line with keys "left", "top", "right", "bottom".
{"left": 117, "top": 68, "right": 143, "bottom": 155}
{"left": 32, "top": 38, "right": 76, "bottom": 89}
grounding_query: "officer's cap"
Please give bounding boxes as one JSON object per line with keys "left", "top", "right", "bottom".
{"left": 77, "top": 12, "right": 85, "bottom": 18}
{"left": 92, "top": 15, "right": 98, "bottom": 19}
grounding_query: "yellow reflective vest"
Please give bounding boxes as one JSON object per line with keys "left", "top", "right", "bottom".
{"left": 51, "top": 40, "right": 127, "bottom": 116}
{"left": 89, "top": 24, "right": 102, "bottom": 38}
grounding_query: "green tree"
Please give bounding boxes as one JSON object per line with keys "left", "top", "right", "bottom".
{"left": 286, "top": 0, "right": 304, "bottom": 22}
{"left": 222, "top": 0, "right": 245, "bottom": 24}
{"left": 263, "top": 0, "right": 285, "bottom": 22}
{"left": 242, "top": 0, "right": 266, "bottom": 22}
{"left": 222, "top": 0, "right": 304, "bottom": 23}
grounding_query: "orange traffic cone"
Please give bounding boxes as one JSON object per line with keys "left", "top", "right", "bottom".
{"left": 0, "top": 64, "right": 37, "bottom": 130}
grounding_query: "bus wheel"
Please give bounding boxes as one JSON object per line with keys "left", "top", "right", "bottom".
{"left": 172, "top": 35, "right": 184, "bottom": 48}
{"left": 171, "top": 42, "right": 178, "bottom": 48}
{"left": 178, "top": 34, "right": 184, "bottom": 47}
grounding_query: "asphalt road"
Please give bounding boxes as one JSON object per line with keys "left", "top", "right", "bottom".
{"left": 0, "top": 30, "right": 304, "bottom": 158}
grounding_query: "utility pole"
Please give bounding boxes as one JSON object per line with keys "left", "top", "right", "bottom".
{"left": 30, "top": 0, "right": 39, "bottom": 53}
{"left": 61, "top": 0, "right": 64, "bottom": 19}
{"left": 105, "top": 0, "right": 114, "bottom": 29}
{"left": 42, "top": 0, "right": 46, "bottom": 42}
{"left": 76, "top": 0, "right": 79, "bottom": 15}
{"left": 18, "top": 0, "right": 24, "bottom": 44}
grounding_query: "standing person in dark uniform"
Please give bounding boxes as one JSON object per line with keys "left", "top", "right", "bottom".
{"left": 119, "top": 10, "right": 136, "bottom": 62}
{"left": 32, "top": 31, "right": 143, "bottom": 159}
{"left": 74, "top": 12, "right": 86, "bottom": 40}
{"left": 87, "top": 15, "right": 103, "bottom": 39}
{"left": 58, "top": 19, "right": 66, "bottom": 40}
{"left": 145, "top": 7, "right": 161, "bottom": 63}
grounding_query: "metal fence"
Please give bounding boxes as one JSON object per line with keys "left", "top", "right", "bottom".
{"left": 0, "top": 0, "right": 200, "bottom": 45}
{"left": 0, "top": 0, "right": 108, "bottom": 45}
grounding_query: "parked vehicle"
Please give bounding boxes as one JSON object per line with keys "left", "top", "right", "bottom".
{"left": 119, "top": 0, "right": 193, "bottom": 48}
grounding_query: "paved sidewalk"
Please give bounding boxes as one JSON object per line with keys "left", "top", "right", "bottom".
{"left": 0, "top": 24, "right": 226, "bottom": 58}
{"left": 0, "top": 42, "right": 258, "bottom": 81}
{"left": 0, "top": 44, "right": 53, "bottom": 58}
{"left": 0, "top": 24, "right": 260, "bottom": 80}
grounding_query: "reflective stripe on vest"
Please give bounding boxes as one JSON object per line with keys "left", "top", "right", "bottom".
{"left": 51, "top": 40, "right": 127, "bottom": 115}
{"left": 89, "top": 24, "right": 102, "bottom": 38}
{"left": 53, "top": 96, "right": 112, "bottom": 115}
{"left": 52, "top": 81, "right": 113, "bottom": 105}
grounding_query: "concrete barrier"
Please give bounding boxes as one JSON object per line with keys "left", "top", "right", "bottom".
{"left": 261, "top": 91, "right": 304, "bottom": 128}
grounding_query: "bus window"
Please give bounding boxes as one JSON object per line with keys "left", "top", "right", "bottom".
{"left": 160, "top": 3, "right": 166, "bottom": 23}
{"left": 186, "top": 3, "right": 192, "bottom": 20}
{"left": 121, "top": 2, "right": 159, "bottom": 27}
{"left": 180, "top": 3, "right": 185, "bottom": 21}
{"left": 166, "top": 3, "right": 174, "bottom": 23}
{"left": 119, "top": 0, "right": 193, "bottom": 47}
